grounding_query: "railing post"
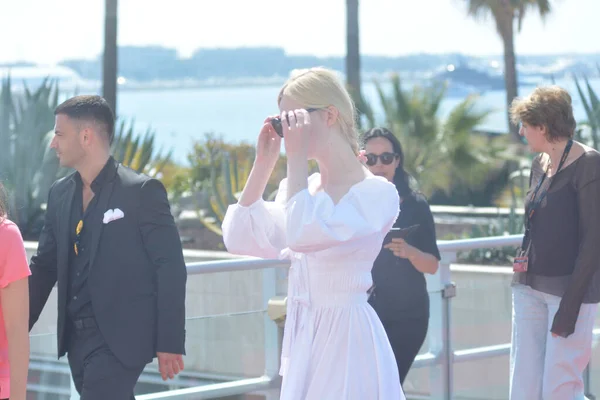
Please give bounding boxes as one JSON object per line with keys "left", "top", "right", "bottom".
{"left": 262, "top": 267, "right": 280, "bottom": 379}
{"left": 584, "top": 362, "right": 595, "bottom": 400}
{"left": 426, "top": 251, "right": 456, "bottom": 400}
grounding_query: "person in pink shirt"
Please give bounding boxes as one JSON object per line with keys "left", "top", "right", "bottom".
{"left": 0, "top": 184, "right": 31, "bottom": 400}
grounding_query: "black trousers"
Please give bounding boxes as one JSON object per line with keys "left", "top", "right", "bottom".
{"left": 381, "top": 316, "right": 429, "bottom": 384}
{"left": 66, "top": 317, "right": 146, "bottom": 400}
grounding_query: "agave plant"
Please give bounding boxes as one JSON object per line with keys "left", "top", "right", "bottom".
{"left": 188, "top": 133, "right": 290, "bottom": 236}
{"left": 362, "top": 74, "right": 509, "bottom": 198}
{"left": 0, "top": 76, "right": 64, "bottom": 238}
{"left": 573, "top": 67, "right": 600, "bottom": 150}
{"left": 0, "top": 75, "right": 174, "bottom": 238}
{"left": 111, "top": 119, "right": 172, "bottom": 177}
{"left": 198, "top": 151, "right": 252, "bottom": 236}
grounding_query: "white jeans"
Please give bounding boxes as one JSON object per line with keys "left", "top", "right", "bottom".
{"left": 510, "top": 284, "right": 598, "bottom": 400}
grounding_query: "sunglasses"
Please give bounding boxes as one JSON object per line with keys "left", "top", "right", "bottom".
{"left": 270, "top": 108, "right": 320, "bottom": 138}
{"left": 74, "top": 219, "right": 83, "bottom": 256}
{"left": 365, "top": 152, "right": 399, "bottom": 166}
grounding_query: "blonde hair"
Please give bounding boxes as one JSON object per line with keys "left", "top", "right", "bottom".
{"left": 509, "top": 86, "right": 576, "bottom": 142}
{"left": 278, "top": 67, "right": 359, "bottom": 154}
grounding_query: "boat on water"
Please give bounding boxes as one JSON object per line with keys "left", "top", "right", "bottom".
{"left": 0, "top": 64, "right": 98, "bottom": 93}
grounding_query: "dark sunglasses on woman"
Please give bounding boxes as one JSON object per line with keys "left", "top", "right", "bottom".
{"left": 365, "top": 152, "right": 398, "bottom": 166}
{"left": 270, "top": 108, "right": 320, "bottom": 138}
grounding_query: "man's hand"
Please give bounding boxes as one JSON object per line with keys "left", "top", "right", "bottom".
{"left": 157, "top": 352, "right": 185, "bottom": 380}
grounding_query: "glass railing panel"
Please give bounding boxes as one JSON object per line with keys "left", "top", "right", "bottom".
{"left": 28, "top": 332, "right": 71, "bottom": 400}
{"left": 133, "top": 311, "right": 268, "bottom": 396}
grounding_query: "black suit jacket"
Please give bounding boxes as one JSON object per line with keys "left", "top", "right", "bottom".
{"left": 29, "top": 158, "right": 187, "bottom": 368}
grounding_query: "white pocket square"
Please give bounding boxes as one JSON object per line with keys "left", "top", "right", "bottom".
{"left": 103, "top": 208, "right": 125, "bottom": 224}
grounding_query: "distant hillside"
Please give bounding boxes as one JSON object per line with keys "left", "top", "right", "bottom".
{"left": 58, "top": 46, "right": 600, "bottom": 83}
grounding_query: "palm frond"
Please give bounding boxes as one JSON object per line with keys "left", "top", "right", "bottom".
{"left": 362, "top": 73, "right": 509, "bottom": 198}
{"left": 111, "top": 118, "right": 172, "bottom": 176}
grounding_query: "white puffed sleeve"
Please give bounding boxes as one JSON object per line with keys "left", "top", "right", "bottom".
{"left": 222, "top": 178, "right": 289, "bottom": 259}
{"left": 285, "top": 176, "right": 400, "bottom": 253}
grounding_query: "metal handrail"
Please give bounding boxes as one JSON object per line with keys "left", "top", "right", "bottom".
{"left": 437, "top": 233, "right": 523, "bottom": 252}
{"left": 135, "top": 234, "right": 526, "bottom": 400}
{"left": 186, "top": 257, "right": 289, "bottom": 273}
{"left": 59, "top": 233, "right": 597, "bottom": 400}
{"left": 452, "top": 327, "right": 600, "bottom": 364}
{"left": 183, "top": 233, "right": 524, "bottom": 272}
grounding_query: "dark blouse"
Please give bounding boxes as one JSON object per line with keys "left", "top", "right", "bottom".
{"left": 512, "top": 150, "right": 600, "bottom": 336}
{"left": 369, "top": 193, "right": 441, "bottom": 321}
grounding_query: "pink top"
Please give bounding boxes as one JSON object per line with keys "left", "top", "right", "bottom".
{"left": 0, "top": 219, "right": 31, "bottom": 398}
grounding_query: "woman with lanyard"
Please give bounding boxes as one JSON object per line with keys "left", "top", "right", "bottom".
{"left": 509, "top": 86, "right": 600, "bottom": 400}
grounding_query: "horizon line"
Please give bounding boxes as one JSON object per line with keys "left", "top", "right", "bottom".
{"left": 2, "top": 47, "right": 599, "bottom": 66}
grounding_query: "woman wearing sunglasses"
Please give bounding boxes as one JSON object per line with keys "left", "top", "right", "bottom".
{"left": 0, "top": 184, "right": 31, "bottom": 400}
{"left": 361, "top": 127, "right": 440, "bottom": 385}
{"left": 222, "top": 68, "right": 405, "bottom": 400}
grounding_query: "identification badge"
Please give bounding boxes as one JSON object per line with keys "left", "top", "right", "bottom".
{"left": 513, "top": 255, "right": 528, "bottom": 272}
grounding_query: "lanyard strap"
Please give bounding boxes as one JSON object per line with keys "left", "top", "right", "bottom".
{"left": 521, "top": 139, "right": 573, "bottom": 250}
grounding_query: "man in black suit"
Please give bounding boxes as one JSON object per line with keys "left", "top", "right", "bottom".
{"left": 28, "top": 95, "right": 187, "bottom": 399}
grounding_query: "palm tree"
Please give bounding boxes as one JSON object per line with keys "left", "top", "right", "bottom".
{"left": 465, "top": 0, "right": 551, "bottom": 142}
{"left": 103, "top": 0, "right": 118, "bottom": 114}
{"left": 345, "top": 0, "right": 363, "bottom": 126}
{"left": 363, "top": 74, "right": 509, "bottom": 200}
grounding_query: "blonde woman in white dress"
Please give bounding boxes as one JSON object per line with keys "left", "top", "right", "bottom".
{"left": 222, "top": 67, "right": 405, "bottom": 400}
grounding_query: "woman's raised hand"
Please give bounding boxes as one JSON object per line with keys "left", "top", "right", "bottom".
{"left": 255, "top": 115, "right": 282, "bottom": 167}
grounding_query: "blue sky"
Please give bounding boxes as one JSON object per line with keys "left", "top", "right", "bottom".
{"left": 2, "top": 0, "right": 598, "bottom": 64}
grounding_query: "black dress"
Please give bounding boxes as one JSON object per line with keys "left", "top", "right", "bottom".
{"left": 368, "top": 192, "right": 441, "bottom": 384}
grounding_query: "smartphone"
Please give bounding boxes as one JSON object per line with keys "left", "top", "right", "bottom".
{"left": 385, "top": 224, "right": 420, "bottom": 242}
